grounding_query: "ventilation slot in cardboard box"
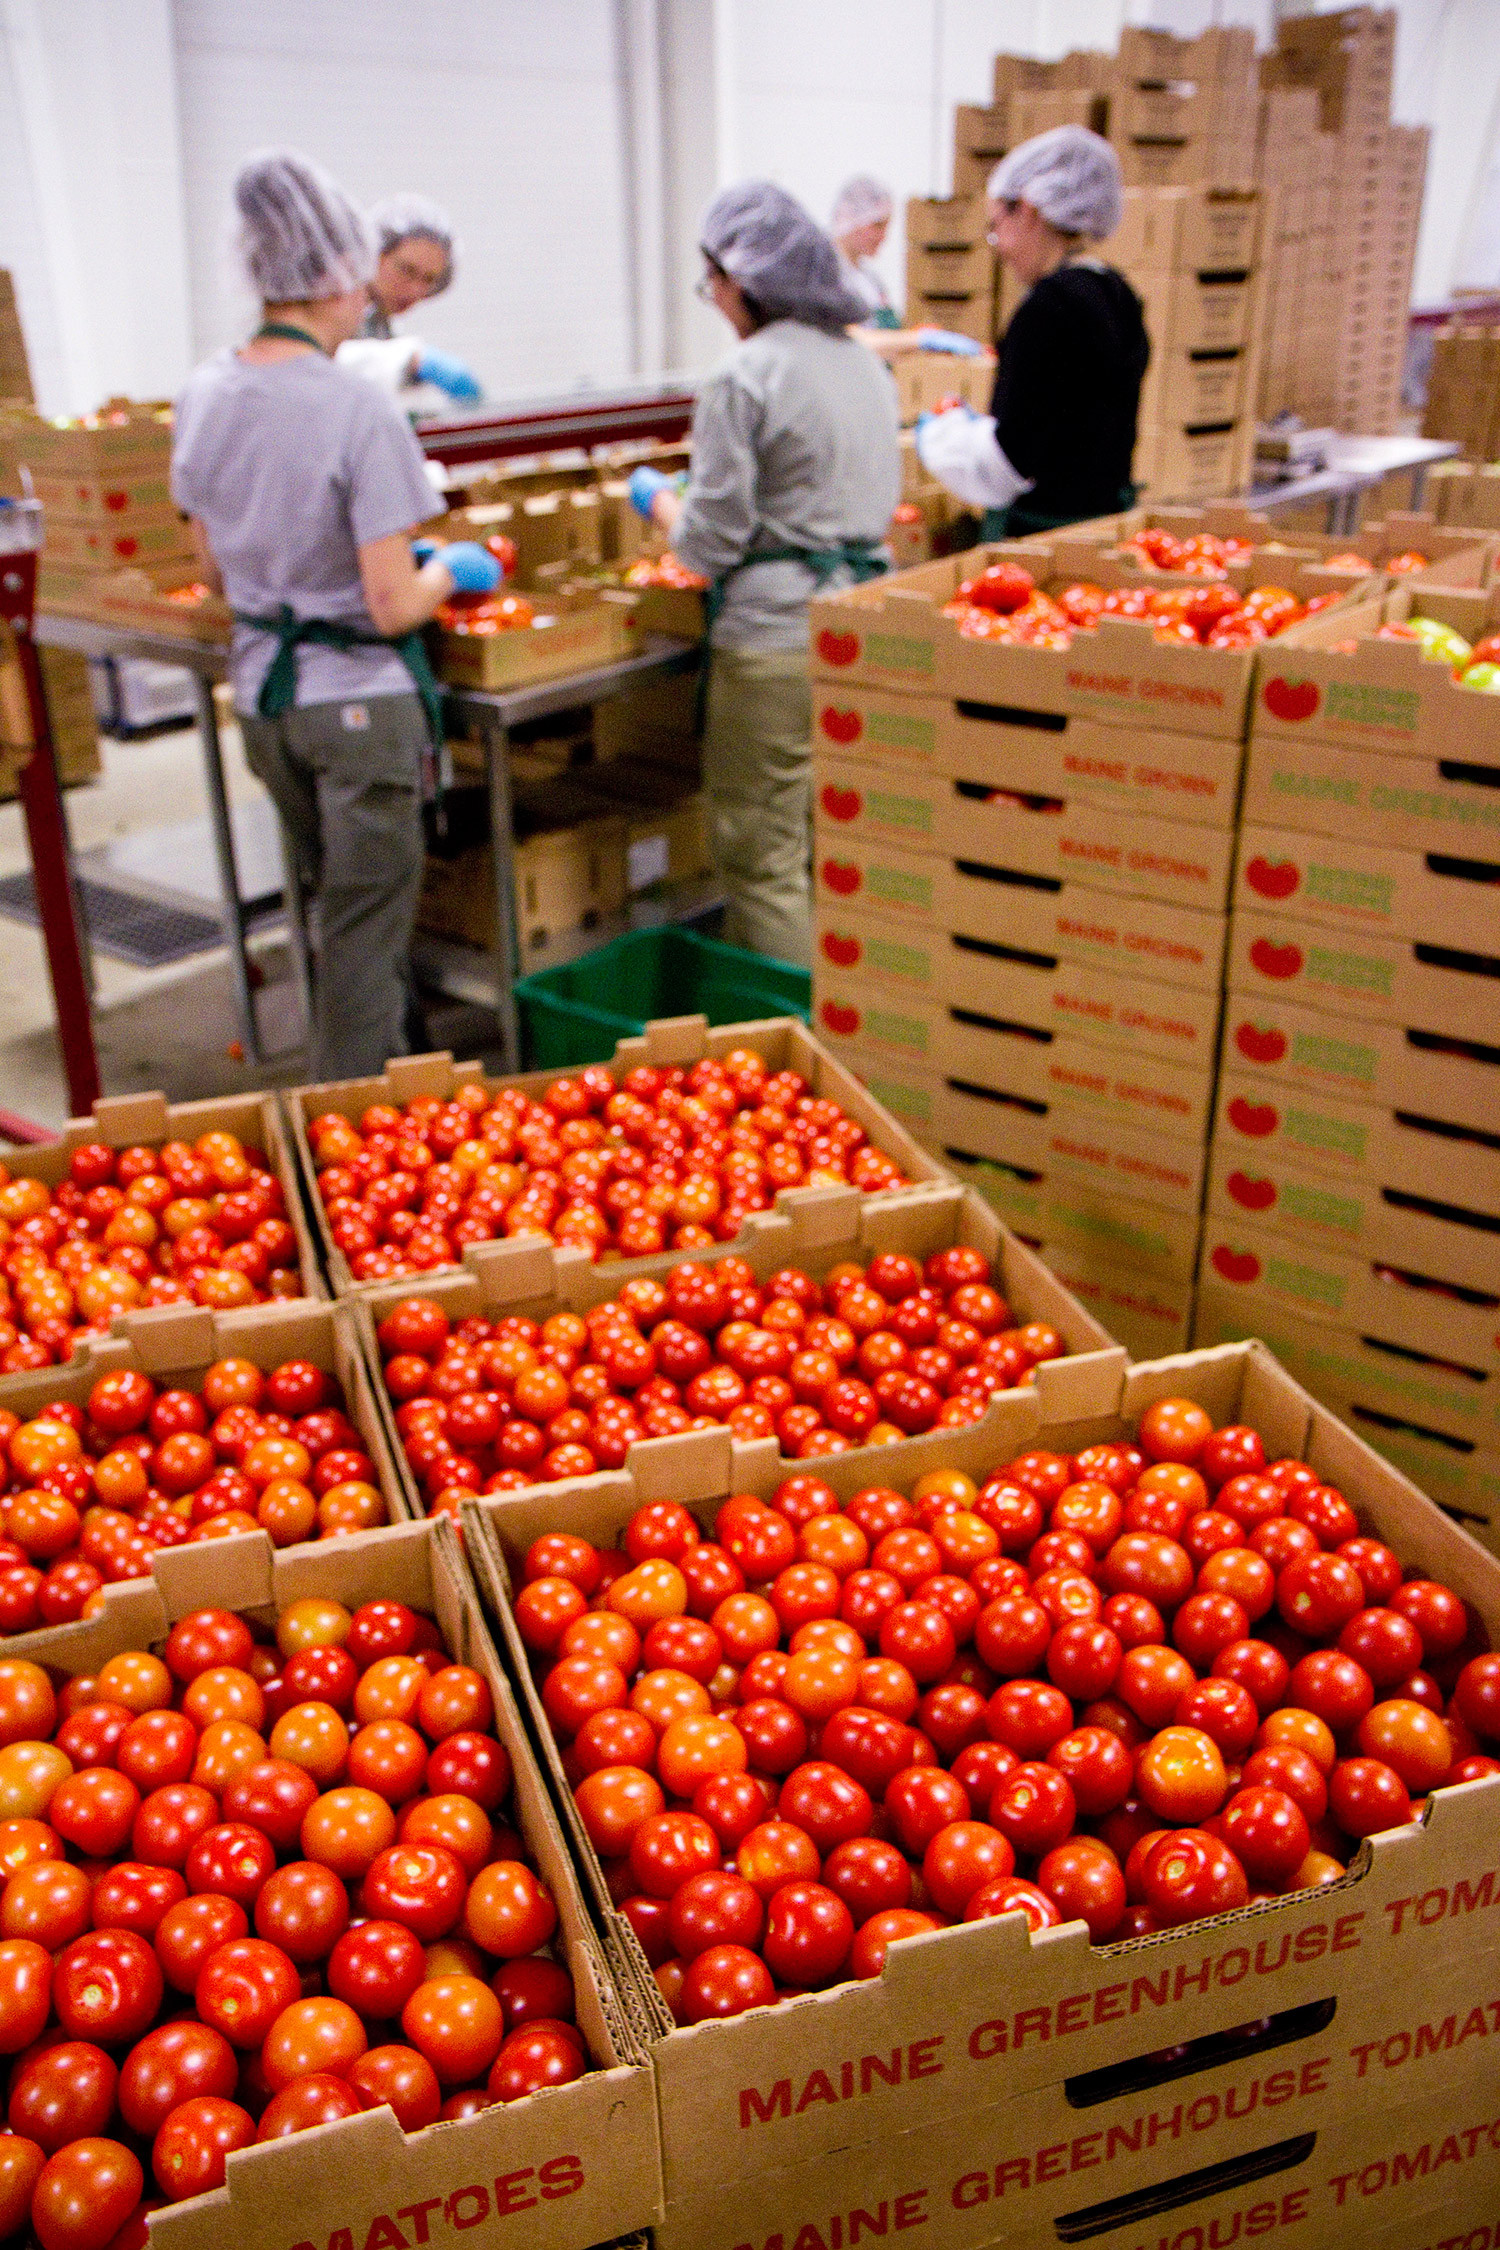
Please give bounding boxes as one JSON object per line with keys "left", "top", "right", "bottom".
{"left": 1054, "top": 2132, "right": 1317, "bottom": 2242}
{"left": 955, "top": 857, "right": 1063, "bottom": 894}
{"left": 1064, "top": 1997, "right": 1338, "bottom": 2109}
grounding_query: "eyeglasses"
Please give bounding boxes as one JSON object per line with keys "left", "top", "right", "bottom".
{"left": 694, "top": 271, "right": 720, "bottom": 303}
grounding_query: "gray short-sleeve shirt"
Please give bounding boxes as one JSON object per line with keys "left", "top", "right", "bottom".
{"left": 172, "top": 350, "right": 440, "bottom": 711}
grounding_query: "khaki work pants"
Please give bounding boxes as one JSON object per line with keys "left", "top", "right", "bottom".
{"left": 240, "top": 694, "right": 427, "bottom": 1081}
{"left": 701, "top": 644, "right": 813, "bottom": 968}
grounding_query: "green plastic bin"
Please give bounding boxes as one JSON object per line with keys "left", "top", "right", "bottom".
{"left": 515, "top": 927, "right": 811, "bottom": 1068}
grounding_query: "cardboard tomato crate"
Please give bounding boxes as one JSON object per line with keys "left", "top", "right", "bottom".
{"left": 14, "top": 1514, "right": 662, "bottom": 2250}
{"left": 814, "top": 841, "right": 1228, "bottom": 994}
{"left": 839, "top": 1060, "right": 1210, "bottom": 1222}
{"left": 462, "top": 1340, "right": 1500, "bottom": 2250}
{"left": 1227, "top": 905, "right": 1498, "bottom": 1041}
{"left": 813, "top": 903, "right": 1223, "bottom": 1071}
{"left": 811, "top": 981, "right": 1217, "bottom": 1143}
{"left": 38, "top": 564, "right": 232, "bottom": 644}
{"left": 0, "top": 1296, "right": 412, "bottom": 1646}
{"left": 934, "top": 1142, "right": 1203, "bottom": 1286}
{"left": 809, "top": 552, "right": 1261, "bottom": 740}
{"left": 1242, "top": 732, "right": 1500, "bottom": 856}
{"left": 1213, "top": 1064, "right": 1500, "bottom": 1210}
{"left": 1234, "top": 818, "right": 1500, "bottom": 948}
{"left": 813, "top": 682, "right": 1244, "bottom": 827}
{"left": 1250, "top": 582, "right": 1500, "bottom": 761}
{"left": 1219, "top": 987, "right": 1499, "bottom": 1133}
{"left": 354, "top": 1181, "right": 1124, "bottom": 1522}
{"left": 1025, "top": 1239, "right": 1197, "bottom": 1361}
{"left": 282, "top": 1024, "right": 948, "bottom": 1300}
{"left": 1206, "top": 1136, "right": 1497, "bottom": 1293}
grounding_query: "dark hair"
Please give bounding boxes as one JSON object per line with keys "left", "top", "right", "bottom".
{"left": 701, "top": 251, "right": 769, "bottom": 332}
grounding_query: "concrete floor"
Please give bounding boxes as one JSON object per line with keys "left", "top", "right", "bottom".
{"left": 0, "top": 718, "right": 487, "bottom": 1133}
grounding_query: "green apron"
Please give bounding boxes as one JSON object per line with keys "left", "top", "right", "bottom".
{"left": 234, "top": 605, "right": 451, "bottom": 812}
{"left": 866, "top": 307, "right": 901, "bottom": 331}
{"left": 699, "top": 537, "right": 889, "bottom": 721}
{"left": 981, "top": 484, "right": 1139, "bottom": 543}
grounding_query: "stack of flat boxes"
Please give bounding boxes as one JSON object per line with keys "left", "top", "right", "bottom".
{"left": 805, "top": 537, "right": 1273, "bottom": 1362}
{"left": 1108, "top": 25, "right": 1259, "bottom": 194}
{"left": 0, "top": 402, "right": 197, "bottom": 612}
{"left": 904, "top": 194, "right": 994, "bottom": 348}
{"left": 1423, "top": 328, "right": 1500, "bottom": 463}
{"left": 1261, "top": 7, "right": 1428, "bottom": 436}
{"left": 1111, "top": 184, "right": 1262, "bottom": 501}
{"left": 1255, "top": 91, "right": 1333, "bottom": 425}
{"left": 1195, "top": 577, "right": 1500, "bottom": 1548}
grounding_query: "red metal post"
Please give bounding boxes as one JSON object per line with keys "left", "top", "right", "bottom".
{"left": 12, "top": 630, "right": 100, "bottom": 1115}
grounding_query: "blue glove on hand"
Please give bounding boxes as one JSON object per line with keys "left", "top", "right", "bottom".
{"left": 628, "top": 465, "right": 673, "bottom": 520}
{"left": 915, "top": 328, "right": 985, "bottom": 357}
{"left": 411, "top": 538, "right": 437, "bottom": 564}
{"left": 415, "top": 350, "right": 481, "bottom": 402}
{"left": 435, "top": 542, "right": 501, "bottom": 595}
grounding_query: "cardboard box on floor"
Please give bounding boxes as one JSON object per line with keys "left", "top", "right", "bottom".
{"left": 808, "top": 548, "right": 1262, "bottom": 738}
{"left": 0, "top": 1087, "right": 323, "bottom": 1308}
{"left": 811, "top": 980, "right": 1217, "bottom": 1143}
{"left": 1219, "top": 984, "right": 1498, "bottom": 1133}
{"left": 934, "top": 1140, "right": 1203, "bottom": 1283}
{"left": 0, "top": 1297, "right": 408, "bottom": 1623}
{"left": 814, "top": 684, "right": 1245, "bottom": 827}
{"left": 1227, "top": 904, "right": 1498, "bottom": 1041}
{"left": 1233, "top": 818, "right": 1500, "bottom": 949}
{"left": 0, "top": 638, "right": 101, "bottom": 795}
{"left": 462, "top": 1340, "right": 1500, "bottom": 2250}
{"left": 416, "top": 810, "right": 630, "bottom": 958}
{"left": 281, "top": 1023, "right": 952, "bottom": 1299}
{"left": 812, "top": 903, "right": 1223, "bottom": 1071}
{"left": 357, "top": 1182, "right": 1122, "bottom": 1518}
{"left": 17, "top": 1516, "right": 662, "bottom": 2250}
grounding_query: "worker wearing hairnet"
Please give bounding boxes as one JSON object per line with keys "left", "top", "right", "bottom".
{"left": 628, "top": 181, "right": 899, "bottom": 966}
{"left": 336, "top": 194, "right": 482, "bottom": 404}
{"left": 918, "top": 126, "right": 1149, "bottom": 537}
{"left": 831, "top": 176, "right": 899, "bottom": 329}
{"left": 173, "top": 148, "right": 500, "bottom": 1077}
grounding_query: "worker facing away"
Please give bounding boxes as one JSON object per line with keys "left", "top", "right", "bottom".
{"left": 336, "top": 192, "right": 482, "bottom": 404}
{"left": 629, "top": 180, "right": 900, "bottom": 968}
{"left": 831, "top": 175, "right": 900, "bottom": 329}
{"left": 918, "top": 125, "right": 1149, "bottom": 537}
{"left": 172, "top": 147, "right": 500, "bottom": 1079}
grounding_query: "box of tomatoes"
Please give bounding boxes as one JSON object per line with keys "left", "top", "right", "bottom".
{"left": 279, "top": 1024, "right": 951, "bottom": 1300}
{"left": 0, "top": 1513, "right": 662, "bottom": 2250}
{"left": 460, "top": 1339, "right": 1500, "bottom": 2250}
{"left": 0, "top": 1088, "right": 325, "bottom": 1397}
{"left": 353, "top": 1181, "right": 1125, "bottom": 1530}
{"left": 0, "top": 1297, "right": 411, "bottom": 1650}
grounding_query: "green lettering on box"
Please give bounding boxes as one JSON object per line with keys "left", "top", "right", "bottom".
{"left": 1065, "top": 1206, "right": 1175, "bottom": 1261}
{"left": 1283, "top": 1104, "right": 1366, "bottom": 1161}
{"left": 862, "top": 1073, "right": 932, "bottom": 1126}
{"left": 1305, "top": 862, "right": 1393, "bottom": 915}
{"left": 1281, "top": 1181, "right": 1362, "bottom": 1234}
{"left": 1290, "top": 1030, "right": 1376, "bottom": 1086}
{"left": 867, "top": 1006, "right": 928, "bottom": 1055}
{"left": 866, "top": 865, "right": 933, "bottom": 911}
{"left": 1370, "top": 781, "right": 1500, "bottom": 830}
{"left": 868, "top": 788, "right": 933, "bottom": 835}
{"left": 1325, "top": 680, "right": 1420, "bottom": 733}
{"left": 963, "top": 1162, "right": 1041, "bottom": 1227}
{"left": 866, "top": 934, "right": 932, "bottom": 984}
{"left": 865, "top": 631, "right": 935, "bottom": 678}
{"left": 1306, "top": 943, "right": 1392, "bottom": 998}
{"left": 868, "top": 710, "right": 937, "bottom": 754}
{"left": 1265, "top": 1255, "right": 1346, "bottom": 1312}
{"left": 1270, "top": 767, "right": 1358, "bottom": 805}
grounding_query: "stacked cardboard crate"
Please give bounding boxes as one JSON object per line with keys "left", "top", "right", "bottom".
{"left": 0, "top": 400, "right": 197, "bottom": 611}
{"left": 1259, "top": 8, "right": 1428, "bottom": 435}
{"left": 904, "top": 193, "right": 995, "bottom": 346}
{"left": 0, "top": 270, "right": 33, "bottom": 403}
{"left": 1112, "top": 184, "right": 1262, "bottom": 499}
{"left": 1423, "top": 326, "right": 1500, "bottom": 461}
{"left": 1196, "top": 580, "right": 1500, "bottom": 1547}
{"left": 1428, "top": 456, "right": 1500, "bottom": 531}
{"left": 803, "top": 538, "right": 1287, "bottom": 1361}
{"left": 1108, "top": 25, "right": 1259, "bottom": 192}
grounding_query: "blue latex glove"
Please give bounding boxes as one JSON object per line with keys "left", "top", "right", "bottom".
{"left": 411, "top": 538, "right": 437, "bottom": 564}
{"left": 435, "top": 542, "right": 501, "bottom": 594}
{"left": 915, "top": 327, "right": 985, "bottom": 357}
{"left": 415, "top": 350, "right": 481, "bottom": 402}
{"left": 628, "top": 465, "right": 672, "bottom": 520}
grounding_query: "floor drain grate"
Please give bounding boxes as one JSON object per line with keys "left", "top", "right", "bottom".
{"left": 0, "top": 872, "right": 224, "bottom": 967}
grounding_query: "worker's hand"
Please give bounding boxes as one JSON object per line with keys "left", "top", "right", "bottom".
{"left": 914, "top": 327, "right": 986, "bottom": 357}
{"left": 628, "top": 466, "right": 674, "bottom": 520}
{"left": 410, "top": 538, "right": 437, "bottom": 564}
{"left": 415, "top": 350, "right": 482, "bottom": 402}
{"left": 434, "top": 542, "right": 501, "bottom": 594}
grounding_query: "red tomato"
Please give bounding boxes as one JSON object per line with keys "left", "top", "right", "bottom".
{"left": 151, "top": 2095, "right": 255, "bottom": 2201}
{"left": 32, "top": 2137, "right": 144, "bottom": 2250}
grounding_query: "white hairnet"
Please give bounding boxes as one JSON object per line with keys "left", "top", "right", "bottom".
{"left": 831, "top": 176, "right": 894, "bottom": 235}
{"left": 702, "top": 180, "right": 870, "bottom": 331}
{"left": 370, "top": 193, "right": 457, "bottom": 288}
{"left": 987, "top": 126, "right": 1124, "bottom": 239}
{"left": 234, "top": 148, "right": 374, "bottom": 301}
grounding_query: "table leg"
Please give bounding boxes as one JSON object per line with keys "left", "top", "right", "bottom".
{"left": 193, "top": 674, "right": 262, "bottom": 1064}
{"left": 484, "top": 713, "right": 522, "bottom": 1072}
{"left": 14, "top": 631, "right": 100, "bottom": 1113}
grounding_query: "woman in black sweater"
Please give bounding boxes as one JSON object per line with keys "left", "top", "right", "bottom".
{"left": 918, "top": 126, "right": 1149, "bottom": 537}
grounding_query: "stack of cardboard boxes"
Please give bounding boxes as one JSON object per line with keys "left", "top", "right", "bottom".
{"left": 1196, "top": 578, "right": 1500, "bottom": 1549}
{"left": 1258, "top": 7, "right": 1428, "bottom": 435}
{"left": 1423, "top": 326, "right": 1500, "bottom": 463}
{"left": 1112, "top": 184, "right": 1262, "bottom": 501}
{"left": 904, "top": 193, "right": 996, "bottom": 347}
{"left": 0, "top": 270, "right": 32, "bottom": 403}
{"left": 0, "top": 402, "right": 198, "bottom": 613}
{"left": 1108, "top": 26, "right": 1259, "bottom": 192}
{"left": 802, "top": 533, "right": 1286, "bottom": 1362}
